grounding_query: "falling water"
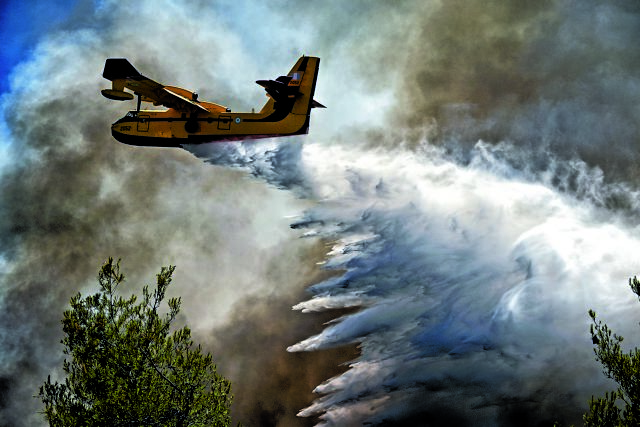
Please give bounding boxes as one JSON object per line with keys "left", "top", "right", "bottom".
{"left": 186, "top": 138, "right": 640, "bottom": 425}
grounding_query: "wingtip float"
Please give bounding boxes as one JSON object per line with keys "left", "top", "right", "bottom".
{"left": 101, "top": 56, "right": 324, "bottom": 147}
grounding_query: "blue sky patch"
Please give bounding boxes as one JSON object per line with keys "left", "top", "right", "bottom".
{"left": 0, "top": 0, "right": 80, "bottom": 94}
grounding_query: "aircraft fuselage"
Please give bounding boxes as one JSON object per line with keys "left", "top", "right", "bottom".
{"left": 111, "top": 105, "right": 310, "bottom": 147}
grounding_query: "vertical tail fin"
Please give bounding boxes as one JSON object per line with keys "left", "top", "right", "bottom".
{"left": 256, "top": 56, "right": 324, "bottom": 118}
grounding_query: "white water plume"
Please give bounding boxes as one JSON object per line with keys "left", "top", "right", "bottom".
{"left": 186, "top": 139, "right": 640, "bottom": 425}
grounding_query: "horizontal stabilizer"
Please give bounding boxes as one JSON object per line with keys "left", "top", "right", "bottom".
{"left": 256, "top": 77, "right": 299, "bottom": 102}
{"left": 276, "top": 75, "right": 293, "bottom": 84}
{"left": 311, "top": 99, "right": 326, "bottom": 108}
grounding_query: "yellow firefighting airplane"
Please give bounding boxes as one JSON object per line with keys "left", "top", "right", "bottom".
{"left": 101, "top": 56, "right": 324, "bottom": 146}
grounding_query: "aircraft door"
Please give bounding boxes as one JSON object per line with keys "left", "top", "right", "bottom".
{"left": 218, "top": 115, "right": 231, "bottom": 130}
{"left": 137, "top": 115, "right": 150, "bottom": 132}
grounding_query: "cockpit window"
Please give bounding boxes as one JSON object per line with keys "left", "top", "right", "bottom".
{"left": 113, "top": 111, "right": 139, "bottom": 125}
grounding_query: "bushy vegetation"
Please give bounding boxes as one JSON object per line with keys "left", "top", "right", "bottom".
{"left": 38, "top": 258, "right": 232, "bottom": 426}
{"left": 584, "top": 277, "right": 640, "bottom": 426}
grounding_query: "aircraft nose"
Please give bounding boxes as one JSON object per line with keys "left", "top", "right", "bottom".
{"left": 111, "top": 126, "right": 135, "bottom": 145}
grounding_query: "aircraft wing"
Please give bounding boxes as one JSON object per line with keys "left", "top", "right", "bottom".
{"left": 102, "top": 58, "right": 210, "bottom": 113}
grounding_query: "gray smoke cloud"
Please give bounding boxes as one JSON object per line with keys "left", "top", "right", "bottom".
{"left": 397, "top": 0, "right": 640, "bottom": 181}
{"left": 3, "top": 0, "right": 640, "bottom": 426}
{"left": 0, "top": 1, "right": 331, "bottom": 426}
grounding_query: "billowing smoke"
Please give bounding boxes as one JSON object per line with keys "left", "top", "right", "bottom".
{"left": 3, "top": 0, "right": 640, "bottom": 426}
{"left": 397, "top": 0, "right": 640, "bottom": 181}
{"left": 0, "top": 1, "right": 325, "bottom": 426}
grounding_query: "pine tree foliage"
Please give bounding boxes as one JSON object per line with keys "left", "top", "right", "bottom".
{"left": 584, "top": 277, "right": 640, "bottom": 426}
{"left": 38, "top": 258, "right": 232, "bottom": 426}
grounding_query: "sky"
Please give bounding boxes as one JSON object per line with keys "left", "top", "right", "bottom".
{"left": 3, "top": 1, "right": 640, "bottom": 426}
{"left": 0, "top": 0, "right": 81, "bottom": 93}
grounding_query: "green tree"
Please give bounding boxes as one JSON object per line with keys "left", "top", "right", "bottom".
{"left": 584, "top": 277, "right": 640, "bottom": 426}
{"left": 38, "top": 258, "right": 232, "bottom": 426}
